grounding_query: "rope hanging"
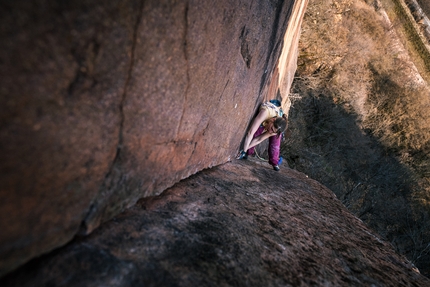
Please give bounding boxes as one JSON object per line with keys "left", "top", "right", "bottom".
{"left": 254, "top": 150, "right": 268, "bottom": 162}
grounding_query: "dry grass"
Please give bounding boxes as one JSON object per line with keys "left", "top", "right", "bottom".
{"left": 380, "top": 0, "right": 430, "bottom": 83}
{"left": 394, "top": 0, "right": 430, "bottom": 70}
{"left": 283, "top": 0, "right": 430, "bottom": 276}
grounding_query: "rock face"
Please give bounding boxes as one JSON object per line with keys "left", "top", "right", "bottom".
{"left": 1, "top": 159, "right": 429, "bottom": 286}
{"left": 0, "top": 0, "right": 307, "bottom": 277}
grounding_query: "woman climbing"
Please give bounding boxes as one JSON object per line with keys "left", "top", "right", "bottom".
{"left": 236, "top": 100, "right": 287, "bottom": 171}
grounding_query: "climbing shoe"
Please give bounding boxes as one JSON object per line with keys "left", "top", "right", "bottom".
{"left": 273, "top": 165, "right": 280, "bottom": 171}
{"left": 236, "top": 150, "right": 247, "bottom": 160}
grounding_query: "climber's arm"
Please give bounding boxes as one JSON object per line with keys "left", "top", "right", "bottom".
{"left": 243, "top": 108, "right": 269, "bottom": 152}
{"left": 247, "top": 131, "right": 276, "bottom": 150}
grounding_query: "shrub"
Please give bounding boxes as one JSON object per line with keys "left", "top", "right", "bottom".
{"left": 284, "top": 0, "right": 430, "bottom": 276}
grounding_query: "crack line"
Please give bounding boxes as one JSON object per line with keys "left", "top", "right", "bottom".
{"left": 108, "top": 0, "right": 144, "bottom": 178}
{"left": 177, "top": 1, "right": 190, "bottom": 138}
{"left": 79, "top": 0, "right": 144, "bottom": 232}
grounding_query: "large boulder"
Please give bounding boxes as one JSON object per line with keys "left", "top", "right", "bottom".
{"left": 0, "top": 0, "right": 307, "bottom": 276}
{"left": 1, "top": 160, "right": 429, "bottom": 286}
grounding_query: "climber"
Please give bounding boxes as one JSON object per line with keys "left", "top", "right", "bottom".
{"left": 236, "top": 100, "right": 287, "bottom": 171}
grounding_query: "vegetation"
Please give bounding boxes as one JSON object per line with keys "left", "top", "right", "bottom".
{"left": 380, "top": 0, "right": 430, "bottom": 83}
{"left": 282, "top": 0, "right": 430, "bottom": 277}
{"left": 390, "top": 0, "right": 430, "bottom": 74}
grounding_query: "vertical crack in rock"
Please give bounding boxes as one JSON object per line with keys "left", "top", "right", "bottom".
{"left": 240, "top": 26, "right": 252, "bottom": 68}
{"left": 114, "top": 0, "right": 144, "bottom": 160}
{"left": 199, "top": 79, "right": 230, "bottom": 138}
{"left": 219, "top": 79, "right": 230, "bottom": 103}
{"left": 177, "top": 2, "right": 190, "bottom": 137}
{"left": 185, "top": 78, "right": 230, "bottom": 169}
{"left": 78, "top": 0, "right": 144, "bottom": 234}
{"left": 258, "top": 2, "right": 284, "bottom": 97}
{"left": 184, "top": 141, "right": 199, "bottom": 170}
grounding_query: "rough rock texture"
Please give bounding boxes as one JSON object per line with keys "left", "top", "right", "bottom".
{"left": 0, "top": 0, "right": 307, "bottom": 276}
{"left": 1, "top": 159, "right": 429, "bottom": 286}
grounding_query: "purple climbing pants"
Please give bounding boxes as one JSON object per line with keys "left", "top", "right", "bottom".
{"left": 247, "top": 125, "right": 281, "bottom": 166}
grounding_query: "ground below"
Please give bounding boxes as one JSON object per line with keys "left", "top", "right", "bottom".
{"left": 283, "top": 0, "right": 430, "bottom": 276}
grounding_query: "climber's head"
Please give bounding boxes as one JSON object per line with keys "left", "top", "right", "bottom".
{"left": 272, "top": 115, "right": 287, "bottom": 136}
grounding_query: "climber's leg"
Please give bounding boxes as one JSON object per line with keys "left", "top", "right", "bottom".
{"left": 268, "top": 134, "right": 281, "bottom": 167}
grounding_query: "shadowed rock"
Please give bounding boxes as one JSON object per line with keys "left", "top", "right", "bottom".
{"left": 0, "top": 0, "right": 306, "bottom": 275}
{"left": 1, "top": 159, "right": 429, "bottom": 286}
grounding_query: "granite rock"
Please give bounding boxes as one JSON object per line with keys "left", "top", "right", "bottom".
{"left": 1, "top": 159, "right": 428, "bottom": 286}
{"left": 0, "top": 0, "right": 305, "bottom": 276}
